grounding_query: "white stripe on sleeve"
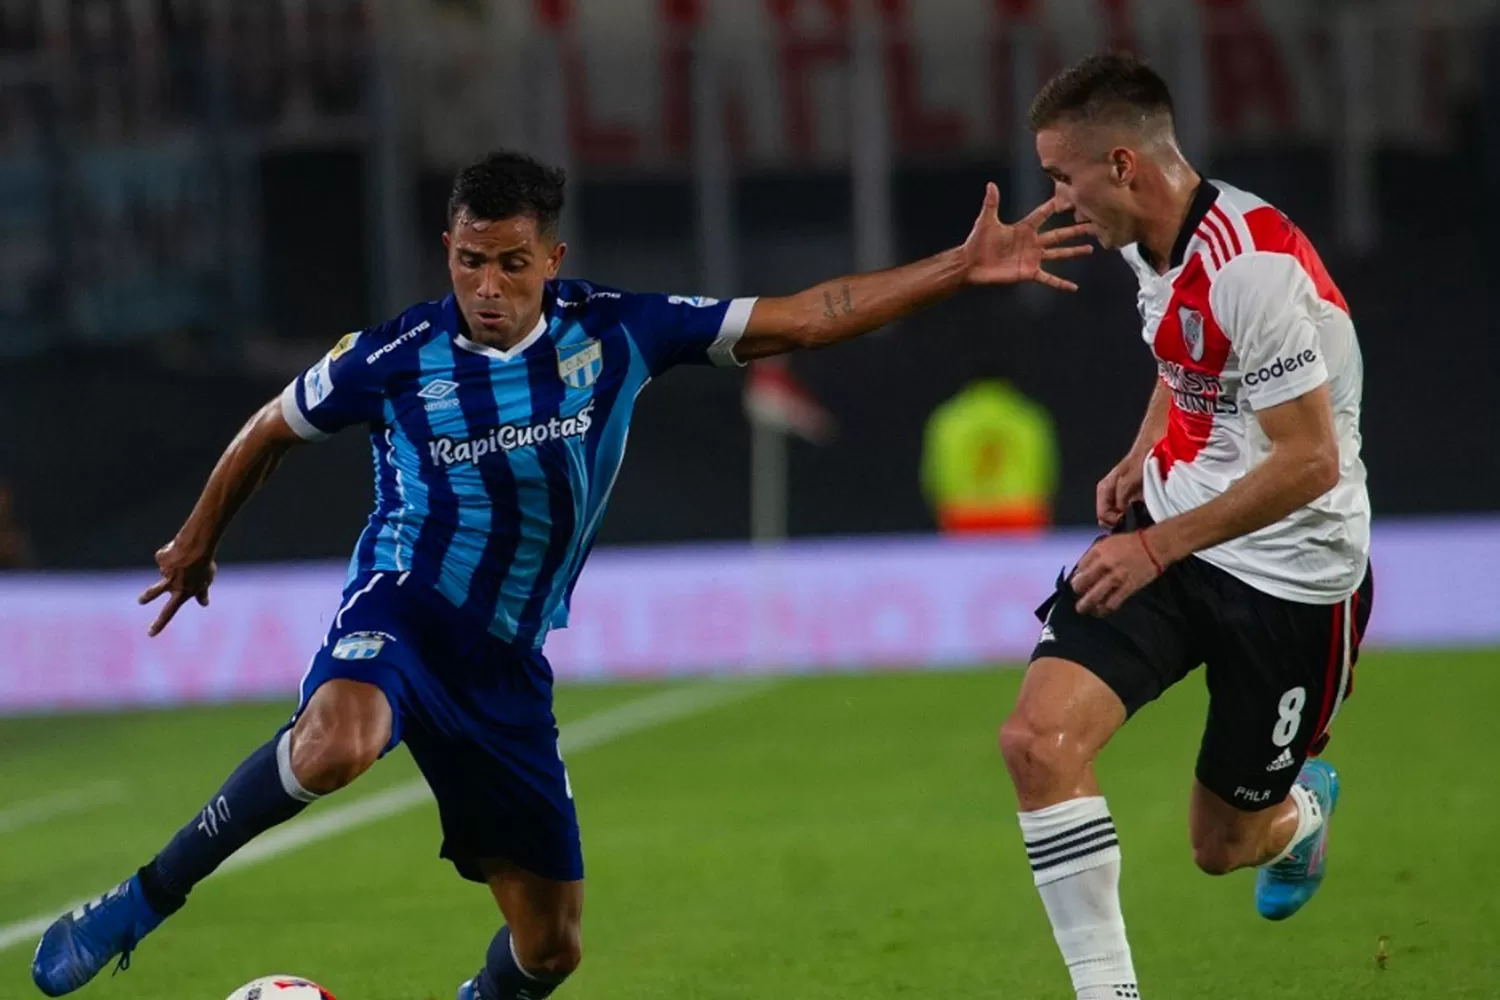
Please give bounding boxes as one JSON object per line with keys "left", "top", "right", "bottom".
{"left": 707, "top": 297, "right": 758, "bottom": 368}
{"left": 279, "top": 379, "right": 330, "bottom": 441}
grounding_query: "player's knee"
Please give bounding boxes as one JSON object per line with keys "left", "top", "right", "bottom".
{"left": 519, "top": 923, "right": 582, "bottom": 980}
{"left": 998, "top": 713, "right": 1083, "bottom": 797}
{"left": 289, "top": 713, "right": 385, "bottom": 794}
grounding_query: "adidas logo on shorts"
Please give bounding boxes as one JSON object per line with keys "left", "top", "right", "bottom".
{"left": 1266, "top": 748, "right": 1296, "bottom": 772}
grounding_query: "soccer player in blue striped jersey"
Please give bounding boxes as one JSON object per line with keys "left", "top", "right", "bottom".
{"left": 32, "top": 152, "right": 1090, "bottom": 1000}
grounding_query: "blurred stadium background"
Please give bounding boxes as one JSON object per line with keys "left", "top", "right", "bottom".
{"left": 1, "top": 2, "right": 1498, "bottom": 998}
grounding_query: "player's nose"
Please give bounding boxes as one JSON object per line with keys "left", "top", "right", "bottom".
{"left": 476, "top": 264, "right": 505, "bottom": 299}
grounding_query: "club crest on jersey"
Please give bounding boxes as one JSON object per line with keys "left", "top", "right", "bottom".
{"left": 558, "top": 340, "right": 604, "bottom": 389}
{"left": 1179, "top": 307, "right": 1205, "bottom": 362}
{"left": 331, "top": 631, "right": 394, "bottom": 661}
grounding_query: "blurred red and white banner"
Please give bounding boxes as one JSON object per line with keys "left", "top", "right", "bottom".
{"left": 397, "top": 0, "right": 1483, "bottom": 168}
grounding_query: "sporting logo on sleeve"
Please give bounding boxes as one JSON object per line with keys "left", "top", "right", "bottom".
{"left": 667, "top": 295, "right": 720, "bottom": 307}
{"left": 365, "top": 320, "right": 430, "bottom": 364}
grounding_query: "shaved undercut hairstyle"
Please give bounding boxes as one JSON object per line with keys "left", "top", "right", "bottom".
{"left": 1028, "top": 51, "right": 1176, "bottom": 140}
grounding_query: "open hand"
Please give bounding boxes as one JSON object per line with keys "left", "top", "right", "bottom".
{"left": 139, "top": 538, "right": 217, "bottom": 636}
{"left": 961, "top": 184, "right": 1094, "bottom": 291}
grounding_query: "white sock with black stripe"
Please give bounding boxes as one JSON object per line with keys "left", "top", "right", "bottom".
{"left": 1020, "top": 796, "right": 1139, "bottom": 1000}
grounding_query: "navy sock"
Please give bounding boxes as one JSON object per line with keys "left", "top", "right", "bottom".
{"left": 478, "top": 927, "right": 567, "bottom": 1000}
{"left": 138, "top": 730, "right": 317, "bottom": 915}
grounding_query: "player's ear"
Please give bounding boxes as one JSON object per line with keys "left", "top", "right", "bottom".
{"left": 546, "top": 240, "right": 568, "bottom": 278}
{"left": 1109, "top": 147, "right": 1135, "bottom": 186}
{"left": 442, "top": 231, "right": 452, "bottom": 253}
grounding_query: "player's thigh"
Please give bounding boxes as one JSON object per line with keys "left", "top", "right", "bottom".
{"left": 291, "top": 679, "right": 393, "bottom": 770}
{"left": 1195, "top": 565, "right": 1372, "bottom": 812}
{"left": 1015, "top": 546, "right": 1200, "bottom": 747}
{"left": 289, "top": 574, "right": 429, "bottom": 785}
{"left": 481, "top": 856, "right": 584, "bottom": 963}
{"left": 406, "top": 720, "right": 584, "bottom": 888}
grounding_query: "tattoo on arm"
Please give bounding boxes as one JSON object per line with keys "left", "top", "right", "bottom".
{"left": 821, "top": 284, "right": 855, "bottom": 320}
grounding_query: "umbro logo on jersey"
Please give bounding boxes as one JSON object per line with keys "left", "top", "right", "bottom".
{"left": 418, "top": 379, "right": 459, "bottom": 400}
{"left": 1266, "top": 748, "right": 1296, "bottom": 772}
{"left": 420, "top": 379, "right": 461, "bottom": 412}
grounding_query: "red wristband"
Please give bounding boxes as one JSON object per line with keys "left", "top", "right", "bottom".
{"left": 1136, "top": 529, "right": 1165, "bottom": 577}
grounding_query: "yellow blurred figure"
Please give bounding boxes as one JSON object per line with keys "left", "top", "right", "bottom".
{"left": 921, "top": 379, "right": 1059, "bottom": 534}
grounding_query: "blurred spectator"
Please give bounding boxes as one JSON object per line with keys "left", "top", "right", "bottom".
{"left": 0, "top": 480, "right": 33, "bottom": 568}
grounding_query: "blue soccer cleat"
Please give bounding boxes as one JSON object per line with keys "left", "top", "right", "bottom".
{"left": 31, "top": 875, "right": 166, "bottom": 996}
{"left": 1256, "top": 759, "right": 1340, "bottom": 921}
{"left": 455, "top": 976, "right": 480, "bottom": 1000}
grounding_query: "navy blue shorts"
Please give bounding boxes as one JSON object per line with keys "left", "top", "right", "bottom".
{"left": 295, "top": 571, "right": 582, "bottom": 883}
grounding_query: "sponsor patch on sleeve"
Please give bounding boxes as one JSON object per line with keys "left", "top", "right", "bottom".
{"left": 303, "top": 356, "right": 334, "bottom": 409}
{"left": 328, "top": 331, "right": 361, "bottom": 360}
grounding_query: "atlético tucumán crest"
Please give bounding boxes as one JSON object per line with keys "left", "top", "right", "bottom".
{"left": 557, "top": 340, "right": 604, "bottom": 389}
{"left": 1179, "top": 307, "right": 1205, "bottom": 362}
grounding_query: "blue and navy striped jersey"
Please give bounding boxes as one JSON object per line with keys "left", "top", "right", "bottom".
{"left": 279, "top": 280, "right": 756, "bottom": 648}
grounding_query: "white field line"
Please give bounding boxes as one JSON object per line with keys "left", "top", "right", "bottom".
{"left": 0, "top": 680, "right": 772, "bottom": 954}
{"left": 0, "top": 782, "right": 128, "bottom": 836}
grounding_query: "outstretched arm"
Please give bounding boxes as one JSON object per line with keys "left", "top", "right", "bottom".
{"left": 733, "top": 185, "right": 1091, "bottom": 361}
{"left": 139, "top": 399, "right": 306, "bottom": 635}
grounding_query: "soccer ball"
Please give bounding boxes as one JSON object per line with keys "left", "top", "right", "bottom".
{"left": 225, "top": 976, "right": 336, "bottom": 1000}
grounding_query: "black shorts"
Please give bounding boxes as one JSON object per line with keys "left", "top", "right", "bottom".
{"left": 1032, "top": 505, "right": 1374, "bottom": 811}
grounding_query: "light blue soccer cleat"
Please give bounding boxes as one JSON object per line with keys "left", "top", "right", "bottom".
{"left": 1256, "top": 758, "right": 1340, "bottom": 921}
{"left": 31, "top": 875, "right": 166, "bottom": 996}
{"left": 456, "top": 976, "right": 481, "bottom": 1000}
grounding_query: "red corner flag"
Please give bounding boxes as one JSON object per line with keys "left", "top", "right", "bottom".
{"left": 743, "top": 358, "right": 835, "bottom": 444}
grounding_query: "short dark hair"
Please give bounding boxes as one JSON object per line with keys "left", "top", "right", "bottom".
{"left": 1028, "top": 51, "right": 1174, "bottom": 133}
{"left": 447, "top": 150, "right": 567, "bottom": 236}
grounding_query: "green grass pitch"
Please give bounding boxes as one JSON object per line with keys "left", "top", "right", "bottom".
{"left": 2, "top": 648, "right": 1497, "bottom": 999}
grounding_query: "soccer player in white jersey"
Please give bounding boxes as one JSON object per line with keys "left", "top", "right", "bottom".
{"left": 999, "top": 52, "right": 1374, "bottom": 999}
